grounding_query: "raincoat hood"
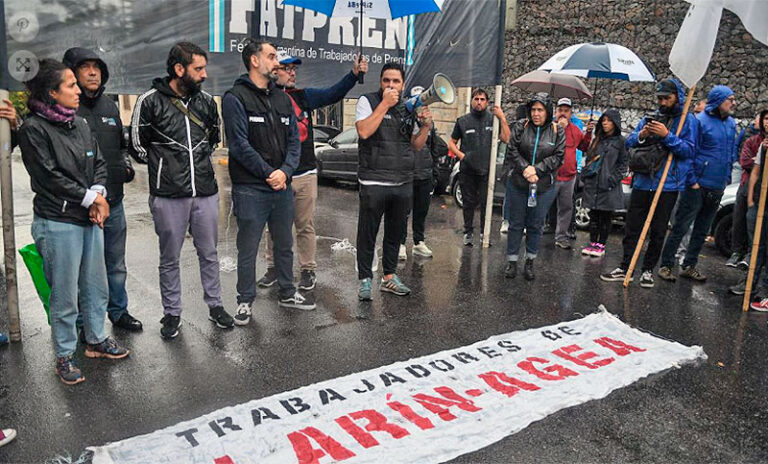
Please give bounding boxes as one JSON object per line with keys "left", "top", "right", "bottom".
{"left": 597, "top": 108, "right": 622, "bottom": 138}
{"left": 62, "top": 47, "right": 109, "bottom": 102}
{"left": 705, "top": 85, "right": 734, "bottom": 114}
{"left": 526, "top": 93, "right": 553, "bottom": 126}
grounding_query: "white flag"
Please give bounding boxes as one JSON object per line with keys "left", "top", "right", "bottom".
{"left": 670, "top": 0, "right": 768, "bottom": 88}
{"left": 668, "top": 2, "right": 723, "bottom": 88}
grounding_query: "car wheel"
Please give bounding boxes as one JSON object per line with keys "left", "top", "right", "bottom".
{"left": 574, "top": 195, "right": 590, "bottom": 230}
{"left": 452, "top": 179, "right": 464, "bottom": 209}
{"left": 714, "top": 212, "right": 733, "bottom": 258}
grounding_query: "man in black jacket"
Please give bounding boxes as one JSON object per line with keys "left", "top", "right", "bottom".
{"left": 222, "top": 40, "right": 314, "bottom": 325}
{"left": 257, "top": 51, "right": 367, "bottom": 291}
{"left": 398, "top": 85, "right": 449, "bottom": 260}
{"left": 449, "top": 88, "right": 510, "bottom": 246}
{"left": 130, "top": 42, "right": 234, "bottom": 338}
{"left": 63, "top": 47, "right": 142, "bottom": 332}
{"left": 355, "top": 63, "right": 433, "bottom": 301}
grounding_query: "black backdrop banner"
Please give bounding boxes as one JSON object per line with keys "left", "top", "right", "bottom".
{"left": 1, "top": 0, "right": 504, "bottom": 96}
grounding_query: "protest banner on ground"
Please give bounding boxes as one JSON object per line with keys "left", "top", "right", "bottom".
{"left": 89, "top": 311, "right": 706, "bottom": 464}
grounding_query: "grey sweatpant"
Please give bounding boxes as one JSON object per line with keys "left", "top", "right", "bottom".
{"left": 555, "top": 177, "right": 576, "bottom": 242}
{"left": 149, "top": 194, "right": 223, "bottom": 316}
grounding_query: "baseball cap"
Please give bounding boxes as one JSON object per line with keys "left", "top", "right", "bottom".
{"left": 277, "top": 50, "right": 302, "bottom": 66}
{"left": 655, "top": 79, "right": 677, "bottom": 97}
{"left": 557, "top": 97, "right": 572, "bottom": 107}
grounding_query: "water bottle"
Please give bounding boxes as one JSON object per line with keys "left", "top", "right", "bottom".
{"left": 528, "top": 183, "right": 537, "bottom": 207}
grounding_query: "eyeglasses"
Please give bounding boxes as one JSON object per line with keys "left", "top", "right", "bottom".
{"left": 279, "top": 66, "right": 297, "bottom": 74}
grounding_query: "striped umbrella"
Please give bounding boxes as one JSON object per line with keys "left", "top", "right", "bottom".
{"left": 538, "top": 42, "right": 656, "bottom": 117}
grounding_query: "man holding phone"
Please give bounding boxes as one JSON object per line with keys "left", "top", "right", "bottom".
{"left": 601, "top": 78, "right": 697, "bottom": 289}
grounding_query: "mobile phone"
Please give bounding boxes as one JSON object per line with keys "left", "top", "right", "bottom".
{"left": 645, "top": 115, "right": 657, "bottom": 124}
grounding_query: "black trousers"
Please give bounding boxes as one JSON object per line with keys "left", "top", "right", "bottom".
{"left": 402, "top": 178, "right": 433, "bottom": 245}
{"left": 589, "top": 209, "right": 613, "bottom": 245}
{"left": 460, "top": 170, "right": 489, "bottom": 234}
{"left": 620, "top": 189, "right": 679, "bottom": 272}
{"left": 356, "top": 183, "right": 412, "bottom": 280}
{"left": 732, "top": 183, "right": 748, "bottom": 255}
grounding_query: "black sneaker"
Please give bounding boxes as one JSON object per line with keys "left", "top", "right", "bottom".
{"left": 725, "top": 253, "right": 743, "bottom": 268}
{"left": 111, "top": 312, "right": 143, "bottom": 332}
{"left": 160, "top": 315, "right": 181, "bottom": 339}
{"left": 257, "top": 268, "right": 278, "bottom": 288}
{"left": 209, "top": 306, "right": 235, "bottom": 329}
{"left": 298, "top": 270, "right": 316, "bottom": 291}
{"left": 524, "top": 259, "right": 535, "bottom": 281}
{"left": 600, "top": 267, "right": 630, "bottom": 282}
{"left": 639, "top": 271, "right": 655, "bottom": 288}
{"left": 279, "top": 292, "right": 317, "bottom": 311}
{"left": 463, "top": 232, "right": 474, "bottom": 247}
{"left": 555, "top": 240, "right": 572, "bottom": 250}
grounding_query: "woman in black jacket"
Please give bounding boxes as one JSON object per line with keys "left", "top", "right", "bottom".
{"left": 18, "top": 59, "right": 129, "bottom": 386}
{"left": 579, "top": 109, "right": 627, "bottom": 258}
{"left": 504, "top": 93, "right": 565, "bottom": 280}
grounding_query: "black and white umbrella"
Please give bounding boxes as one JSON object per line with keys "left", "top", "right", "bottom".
{"left": 538, "top": 42, "right": 656, "bottom": 117}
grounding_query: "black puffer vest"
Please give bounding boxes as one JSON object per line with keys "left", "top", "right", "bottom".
{"left": 357, "top": 91, "right": 414, "bottom": 184}
{"left": 226, "top": 80, "right": 294, "bottom": 185}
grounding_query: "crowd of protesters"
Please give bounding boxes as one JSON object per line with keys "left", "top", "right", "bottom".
{"left": 0, "top": 37, "right": 761, "bottom": 398}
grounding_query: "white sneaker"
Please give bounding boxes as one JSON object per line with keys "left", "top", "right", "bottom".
{"left": 412, "top": 241, "right": 433, "bottom": 257}
{"left": 0, "top": 428, "right": 16, "bottom": 448}
{"left": 398, "top": 244, "right": 407, "bottom": 261}
{"left": 233, "top": 302, "right": 252, "bottom": 326}
{"left": 500, "top": 220, "right": 509, "bottom": 234}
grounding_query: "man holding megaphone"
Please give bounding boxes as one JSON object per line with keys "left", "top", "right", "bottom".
{"left": 355, "top": 63, "right": 433, "bottom": 301}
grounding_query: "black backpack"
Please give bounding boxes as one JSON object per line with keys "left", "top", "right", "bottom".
{"left": 627, "top": 119, "right": 674, "bottom": 174}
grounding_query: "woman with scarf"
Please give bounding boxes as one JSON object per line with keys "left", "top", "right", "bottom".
{"left": 579, "top": 109, "right": 627, "bottom": 258}
{"left": 503, "top": 93, "right": 565, "bottom": 280}
{"left": 18, "top": 59, "right": 130, "bottom": 386}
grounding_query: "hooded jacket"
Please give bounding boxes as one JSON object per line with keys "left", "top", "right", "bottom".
{"left": 19, "top": 113, "right": 107, "bottom": 226}
{"left": 580, "top": 109, "right": 627, "bottom": 211}
{"left": 504, "top": 93, "right": 565, "bottom": 192}
{"left": 626, "top": 78, "right": 697, "bottom": 192}
{"left": 556, "top": 117, "right": 588, "bottom": 182}
{"left": 63, "top": 47, "right": 134, "bottom": 204}
{"left": 129, "top": 77, "right": 221, "bottom": 198}
{"left": 689, "top": 85, "right": 738, "bottom": 191}
{"left": 739, "top": 109, "right": 768, "bottom": 186}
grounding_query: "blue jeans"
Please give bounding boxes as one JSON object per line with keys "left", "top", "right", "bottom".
{"left": 104, "top": 200, "right": 129, "bottom": 320}
{"left": 32, "top": 216, "right": 108, "bottom": 358}
{"left": 233, "top": 184, "right": 296, "bottom": 301}
{"left": 660, "top": 186, "right": 723, "bottom": 269}
{"left": 505, "top": 182, "right": 557, "bottom": 261}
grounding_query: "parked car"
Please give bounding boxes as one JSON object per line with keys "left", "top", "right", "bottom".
{"left": 313, "top": 124, "right": 342, "bottom": 144}
{"left": 711, "top": 182, "right": 740, "bottom": 257}
{"left": 315, "top": 127, "right": 455, "bottom": 194}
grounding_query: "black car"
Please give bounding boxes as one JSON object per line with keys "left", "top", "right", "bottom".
{"left": 315, "top": 127, "right": 455, "bottom": 194}
{"left": 313, "top": 124, "right": 342, "bottom": 145}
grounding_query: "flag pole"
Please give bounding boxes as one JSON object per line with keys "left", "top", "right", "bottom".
{"left": 742, "top": 148, "right": 768, "bottom": 311}
{"left": 623, "top": 84, "right": 695, "bottom": 287}
{"left": 0, "top": 89, "right": 20, "bottom": 341}
{"left": 357, "top": 1, "right": 365, "bottom": 84}
{"left": 481, "top": 0, "right": 507, "bottom": 248}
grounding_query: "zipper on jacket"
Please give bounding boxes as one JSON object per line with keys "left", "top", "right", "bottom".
{"left": 61, "top": 200, "right": 67, "bottom": 213}
{"left": 181, "top": 100, "right": 197, "bottom": 197}
{"left": 157, "top": 158, "right": 164, "bottom": 190}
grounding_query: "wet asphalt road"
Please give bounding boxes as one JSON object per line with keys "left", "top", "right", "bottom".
{"left": 1, "top": 152, "right": 767, "bottom": 463}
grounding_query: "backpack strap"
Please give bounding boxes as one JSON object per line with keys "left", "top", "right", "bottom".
{"left": 170, "top": 97, "right": 209, "bottom": 136}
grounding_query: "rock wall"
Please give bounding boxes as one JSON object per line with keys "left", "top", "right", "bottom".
{"left": 502, "top": 0, "right": 768, "bottom": 121}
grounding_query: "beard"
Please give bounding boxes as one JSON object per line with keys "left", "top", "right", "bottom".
{"left": 179, "top": 72, "right": 204, "bottom": 96}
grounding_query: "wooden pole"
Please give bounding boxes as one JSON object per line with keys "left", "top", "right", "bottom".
{"left": 623, "top": 85, "right": 696, "bottom": 287}
{"left": 0, "top": 89, "right": 20, "bottom": 341}
{"left": 482, "top": 84, "right": 503, "bottom": 248}
{"left": 742, "top": 146, "right": 768, "bottom": 311}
